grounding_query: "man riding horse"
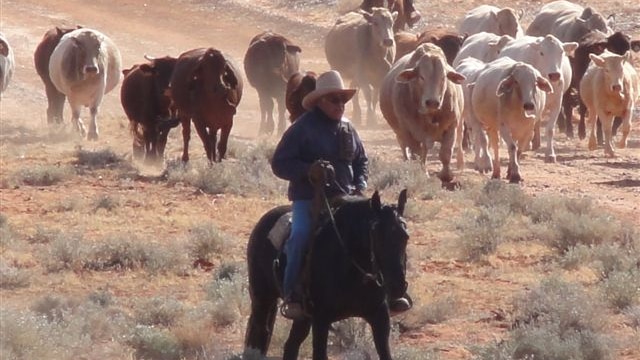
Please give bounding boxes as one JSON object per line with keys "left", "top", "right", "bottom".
{"left": 271, "top": 70, "right": 412, "bottom": 320}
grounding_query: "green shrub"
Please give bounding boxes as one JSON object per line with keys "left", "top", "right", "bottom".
{"left": 455, "top": 206, "right": 509, "bottom": 261}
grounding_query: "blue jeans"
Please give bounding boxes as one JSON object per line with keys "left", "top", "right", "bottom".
{"left": 283, "top": 200, "right": 313, "bottom": 299}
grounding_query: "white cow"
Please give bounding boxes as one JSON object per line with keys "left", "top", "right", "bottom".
{"left": 499, "top": 35, "right": 578, "bottom": 162}
{"left": 472, "top": 57, "right": 553, "bottom": 183}
{"left": 325, "top": 7, "right": 397, "bottom": 127}
{"left": 452, "top": 32, "right": 514, "bottom": 68}
{"left": 454, "top": 57, "right": 491, "bottom": 173}
{"left": 580, "top": 50, "right": 639, "bottom": 157}
{"left": 526, "top": 0, "right": 613, "bottom": 42}
{"left": 380, "top": 43, "right": 465, "bottom": 185}
{"left": 49, "top": 28, "right": 122, "bottom": 140}
{"left": 459, "top": 5, "right": 524, "bottom": 39}
{"left": 0, "top": 32, "right": 15, "bottom": 99}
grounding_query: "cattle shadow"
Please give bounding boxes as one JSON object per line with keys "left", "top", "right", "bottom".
{"left": 593, "top": 161, "right": 640, "bottom": 171}
{"left": 0, "top": 123, "right": 80, "bottom": 146}
{"left": 594, "top": 179, "right": 640, "bottom": 188}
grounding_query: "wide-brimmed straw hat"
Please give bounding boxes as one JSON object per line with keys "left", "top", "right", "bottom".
{"left": 302, "top": 70, "right": 356, "bottom": 110}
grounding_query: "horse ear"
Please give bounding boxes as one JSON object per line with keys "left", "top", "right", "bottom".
{"left": 398, "top": 189, "right": 407, "bottom": 216}
{"left": 371, "top": 190, "right": 381, "bottom": 211}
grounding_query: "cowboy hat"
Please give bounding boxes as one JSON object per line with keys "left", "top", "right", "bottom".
{"left": 302, "top": 70, "right": 356, "bottom": 110}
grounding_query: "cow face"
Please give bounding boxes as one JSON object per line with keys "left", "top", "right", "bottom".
{"left": 527, "top": 35, "right": 577, "bottom": 83}
{"left": 191, "top": 48, "right": 227, "bottom": 93}
{"left": 497, "top": 63, "right": 552, "bottom": 119}
{"left": 70, "top": 31, "right": 103, "bottom": 80}
{"left": 363, "top": 8, "right": 397, "bottom": 48}
{"left": 589, "top": 50, "right": 630, "bottom": 93}
{"left": 398, "top": 47, "right": 465, "bottom": 114}
{"left": 142, "top": 56, "right": 178, "bottom": 116}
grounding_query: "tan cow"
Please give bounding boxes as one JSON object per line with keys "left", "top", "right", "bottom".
{"left": 580, "top": 50, "right": 639, "bottom": 157}
{"left": 380, "top": 43, "right": 465, "bottom": 184}
{"left": 472, "top": 57, "right": 553, "bottom": 183}
{"left": 48, "top": 28, "right": 122, "bottom": 140}
{"left": 452, "top": 32, "right": 513, "bottom": 68}
{"left": 459, "top": 5, "right": 524, "bottom": 39}
{"left": 325, "top": 7, "right": 397, "bottom": 127}
{"left": 526, "top": 0, "right": 613, "bottom": 42}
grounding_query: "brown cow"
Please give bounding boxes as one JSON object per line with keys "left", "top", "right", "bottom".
{"left": 244, "top": 31, "right": 301, "bottom": 135}
{"left": 285, "top": 71, "right": 317, "bottom": 123}
{"left": 395, "top": 28, "right": 465, "bottom": 65}
{"left": 169, "top": 48, "right": 243, "bottom": 163}
{"left": 120, "top": 55, "right": 179, "bottom": 164}
{"left": 33, "top": 26, "right": 80, "bottom": 124}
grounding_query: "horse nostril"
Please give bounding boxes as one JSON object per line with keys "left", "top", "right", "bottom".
{"left": 523, "top": 102, "right": 535, "bottom": 111}
{"left": 85, "top": 66, "right": 98, "bottom": 74}
{"left": 612, "top": 84, "right": 622, "bottom": 92}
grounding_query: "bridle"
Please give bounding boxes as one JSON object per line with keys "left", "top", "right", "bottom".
{"left": 319, "top": 183, "right": 385, "bottom": 287}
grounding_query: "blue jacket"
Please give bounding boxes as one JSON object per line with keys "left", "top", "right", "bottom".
{"left": 271, "top": 107, "right": 368, "bottom": 201}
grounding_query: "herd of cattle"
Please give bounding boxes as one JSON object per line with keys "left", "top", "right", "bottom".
{"left": 0, "top": 0, "right": 638, "bottom": 184}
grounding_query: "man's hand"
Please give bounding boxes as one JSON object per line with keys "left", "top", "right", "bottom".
{"left": 308, "top": 160, "right": 334, "bottom": 187}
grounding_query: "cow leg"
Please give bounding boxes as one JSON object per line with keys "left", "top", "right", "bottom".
{"left": 500, "top": 125, "right": 521, "bottom": 183}
{"left": 454, "top": 118, "right": 464, "bottom": 171}
{"left": 439, "top": 130, "right": 455, "bottom": 183}
{"left": 87, "top": 105, "right": 99, "bottom": 141}
{"left": 181, "top": 117, "right": 191, "bottom": 163}
{"left": 259, "top": 93, "right": 275, "bottom": 135}
{"left": 596, "top": 117, "right": 604, "bottom": 145}
{"left": 217, "top": 124, "right": 232, "bottom": 162}
{"left": 474, "top": 122, "right": 492, "bottom": 174}
{"left": 612, "top": 116, "right": 622, "bottom": 137}
{"left": 350, "top": 82, "right": 362, "bottom": 125}
{"left": 617, "top": 113, "right": 632, "bottom": 149}
{"left": 599, "top": 112, "right": 616, "bottom": 157}
{"left": 311, "top": 317, "right": 331, "bottom": 360}
{"left": 530, "top": 121, "right": 541, "bottom": 151}
{"left": 561, "top": 91, "right": 575, "bottom": 138}
{"left": 277, "top": 93, "right": 287, "bottom": 135}
{"left": 419, "top": 139, "right": 431, "bottom": 176}
{"left": 586, "top": 108, "right": 598, "bottom": 151}
{"left": 544, "top": 96, "right": 563, "bottom": 163}
{"left": 283, "top": 319, "right": 312, "bottom": 360}
{"left": 69, "top": 102, "right": 86, "bottom": 137}
{"left": 578, "top": 101, "right": 587, "bottom": 140}
{"left": 488, "top": 130, "right": 501, "bottom": 180}
{"left": 365, "top": 304, "right": 392, "bottom": 360}
{"left": 361, "top": 84, "right": 377, "bottom": 127}
{"left": 193, "top": 121, "right": 214, "bottom": 162}
{"left": 45, "top": 84, "right": 66, "bottom": 124}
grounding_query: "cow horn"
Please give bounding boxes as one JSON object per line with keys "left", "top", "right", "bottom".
{"left": 144, "top": 54, "right": 155, "bottom": 61}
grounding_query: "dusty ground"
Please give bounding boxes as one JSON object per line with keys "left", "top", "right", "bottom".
{"left": 1, "top": 0, "right": 639, "bottom": 359}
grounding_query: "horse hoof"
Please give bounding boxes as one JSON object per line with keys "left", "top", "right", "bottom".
{"left": 544, "top": 155, "right": 556, "bottom": 164}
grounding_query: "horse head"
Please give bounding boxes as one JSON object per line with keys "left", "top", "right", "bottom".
{"left": 369, "top": 189, "right": 409, "bottom": 300}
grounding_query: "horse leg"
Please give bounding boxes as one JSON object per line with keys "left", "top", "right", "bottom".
{"left": 244, "top": 296, "right": 279, "bottom": 355}
{"left": 311, "top": 318, "right": 331, "bottom": 360}
{"left": 283, "top": 319, "right": 312, "bottom": 360}
{"left": 365, "top": 305, "right": 392, "bottom": 360}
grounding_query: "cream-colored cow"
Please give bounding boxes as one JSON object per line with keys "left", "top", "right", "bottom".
{"left": 459, "top": 5, "right": 524, "bottom": 39}
{"left": 472, "top": 57, "right": 553, "bottom": 183}
{"left": 580, "top": 50, "right": 639, "bottom": 157}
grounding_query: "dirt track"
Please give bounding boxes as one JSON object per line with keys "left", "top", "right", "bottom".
{"left": 1, "top": 0, "right": 639, "bottom": 358}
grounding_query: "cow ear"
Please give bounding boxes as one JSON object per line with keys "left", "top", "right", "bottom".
{"left": 396, "top": 69, "right": 417, "bottom": 83}
{"left": 623, "top": 50, "right": 632, "bottom": 63}
{"left": 397, "top": 189, "right": 407, "bottom": 216}
{"left": 362, "top": 11, "right": 373, "bottom": 23}
{"left": 631, "top": 40, "right": 640, "bottom": 52}
{"left": 139, "top": 64, "right": 155, "bottom": 74}
{"left": 371, "top": 190, "right": 382, "bottom": 212}
{"left": 391, "top": 11, "right": 399, "bottom": 23}
{"left": 606, "top": 14, "right": 616, "bottom": 29}
{"left": 563, "top": 42, "right": 579, "bottom": 57}
{"left": 286, "top": 45, "right": 302, "bottom": 53}
{"left": 589, "top": 53, "right": 606, "bottom": 67}
{"left": 496, "top": 76, "right": 514, "bottom": 96}
{"left": 447, "top": 71, "right": 466, "bottom": 84}
{"left": 536, "top": 76, "right": 554, "bottom": 93}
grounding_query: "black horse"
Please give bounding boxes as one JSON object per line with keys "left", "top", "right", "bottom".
{"left": 244, "top": 189, "right": 409, "bottom": 360}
